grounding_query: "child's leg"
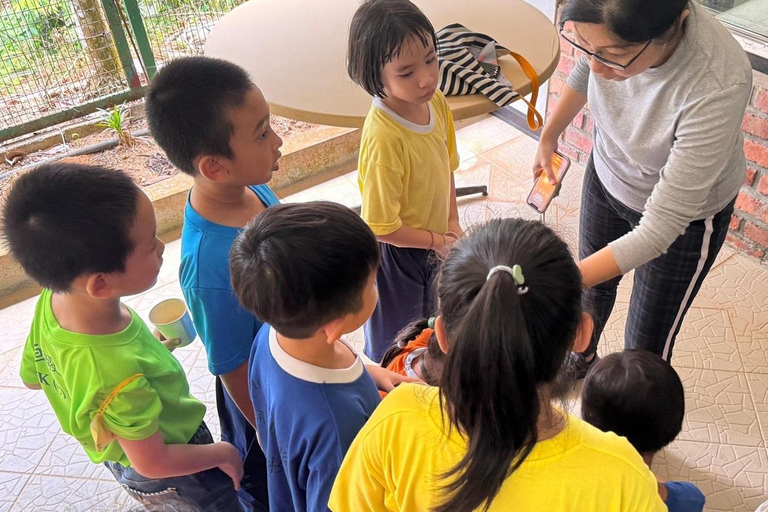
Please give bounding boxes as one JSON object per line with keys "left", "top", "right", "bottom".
{"left": 216, "top": 378, "right": 269, "bottom": 512}
{"left": 105, "top": 422, "right": 244, "bottom": 512}
{"left": 365, "top": 243, "right": 438, "bottom": 362}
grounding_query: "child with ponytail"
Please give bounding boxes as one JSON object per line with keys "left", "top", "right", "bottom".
{"left": 330, "top": 218, "right": 665, "bottom": 511}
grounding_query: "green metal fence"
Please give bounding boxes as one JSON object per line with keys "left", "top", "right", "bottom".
{"left": 0, "top": 0, "right": 246, "bottom": 142}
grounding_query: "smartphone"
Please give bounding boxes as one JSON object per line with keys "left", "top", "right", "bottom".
{"left": 527, "top": 151, "right": 571, "bottom": 214}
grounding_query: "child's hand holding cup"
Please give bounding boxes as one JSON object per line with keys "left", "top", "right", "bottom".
{"left": 149, "top": 298, "right": 197, "bottom": 351}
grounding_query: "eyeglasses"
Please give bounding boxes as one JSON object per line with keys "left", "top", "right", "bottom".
{"left": 559, "top": 26, "right": 652, "bottom": 71}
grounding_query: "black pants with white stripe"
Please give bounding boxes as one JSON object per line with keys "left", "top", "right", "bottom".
{"left": 579, "top": 155, "right": 735, "bottom": 362}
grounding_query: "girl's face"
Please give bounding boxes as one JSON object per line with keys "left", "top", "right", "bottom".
{"left": 562, "top": 20, "right": 682, "bottom": 81}
{"left": 380, "top": 34, "right": 439, "bottom": 105}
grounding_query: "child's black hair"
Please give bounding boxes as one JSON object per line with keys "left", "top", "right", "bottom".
{"left": 347, "top": 0, "right": 437, "bottom": 98}
{"left": 380, "top": 318, "right": 445, "bottom": 386}
{"left": 230, "top": 201, "right": 380, "bottom": 339}
{"left": 1, "top": 163, "right": 140, "bottom": 292}
{"left": 581, "top": 349, "right": 685, "bottom": 454}
{"left": 434, "top": 218, "right": 582, "bottom": 512}
{"left": 560, "top": 0, "right": 689, "bottom": 44}
{"left": 146, "top": 56, "right": 254, "bottom": 175}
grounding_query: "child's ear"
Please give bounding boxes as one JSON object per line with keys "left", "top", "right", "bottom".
{"left": 434, "top": 315, "right": 450, "bottom": 354}
{"left": 321, "top": 317, "right": 347, "bottom": 344}
{"left": 197, "top": 155, "right": 229, "bottom": 182}
{"left": 84, "top": 273, "right": 112, "bottom": 299}
{"left": 573, "top": 313, "right": 594, "bottom": 354}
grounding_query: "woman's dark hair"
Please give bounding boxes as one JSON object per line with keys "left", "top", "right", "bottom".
{"left": 560, "top": 0, "right": 689, "bottom": 43}
{"left": 435, "top": 218, "right": 582, "bottom": 512}
{"left": 380, "top": 318, "right": 445, "bottom": 385}
{"left": 347, "top": 0, "right": 437, "bottom": 98}
{"left": 581, "top": 349, "right": 685, "bottom": 454}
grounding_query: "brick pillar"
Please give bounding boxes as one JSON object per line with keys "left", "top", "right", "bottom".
{"left": 546, "top": 44, "right": 768, "bottom": 264}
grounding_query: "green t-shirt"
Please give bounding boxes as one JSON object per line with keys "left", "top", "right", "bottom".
{"left": 20, "top": 289, "right": 206, "bottom": 467}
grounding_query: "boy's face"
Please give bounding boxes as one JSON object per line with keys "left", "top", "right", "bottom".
{"left": 381, "top": 35, "right": 438, "bottom": 106}
{"left": 222, "top": 86, "right": 283, "bottom": 186}
{"left": 109, "top": 192, "right": 165, "bottom": 296}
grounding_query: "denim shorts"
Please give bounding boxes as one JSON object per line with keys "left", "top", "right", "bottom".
{"left": 104, "top": 422, "right": 243, "bottom": 512}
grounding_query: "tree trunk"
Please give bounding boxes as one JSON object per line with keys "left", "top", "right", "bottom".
{"left": 70, "top": 0, "right": 123, "bottom": 85}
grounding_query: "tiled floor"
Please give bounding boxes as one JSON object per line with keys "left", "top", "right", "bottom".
{"left": 1, "top": 115, "right": 767, "bottom": 511}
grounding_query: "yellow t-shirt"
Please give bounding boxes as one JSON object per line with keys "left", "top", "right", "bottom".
{"left": 358, "top": 90, "right": 460, "bottom": 236}
{"left": 329, "top": 384, "right": 666, "bottom": 512}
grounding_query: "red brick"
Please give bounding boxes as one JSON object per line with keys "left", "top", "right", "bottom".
{"left": 557, "top": 143, "right": 583, "bottom": 163}
{"left": 556, "top": 55, "right": 576, "bottom": 75}
{"left": 564, "top": 128, "right": 593, "bottom": 153}
{"left": 746, "top": 167, "right": 757, "bottom": 187}
{"left": 559, "top": 36, "right": 574, "bottom": 57}
{"left": 744, "top": 221, "right": 768, "bottom": 248}
{"left": 759, "top": 175, "right": 768, "bottom": 196}
{"left": 547, "top": 97, "right": 559, "bottom": 116}
{"left": 735, "top": 192, "right": 768, "bottom": 224}
{"left": 549, "top": 74, "right": 565, "bottom": 96}
{"left": 726, "top": 233, "right": 765, "bottom": 259}
{"left": 741, "top": 112, "right": 768, "bottom": 139}
{"left": 572, "top": 111, "right": 585, "bottom": 130}
{"left": 729, "top": 215, "right": 742, "bottom": 231}
{"left": 756, "top": 87, "right": 768, "bottom": 115}
{"left": 744, "top": 139, "right": 768, "bottom": 168}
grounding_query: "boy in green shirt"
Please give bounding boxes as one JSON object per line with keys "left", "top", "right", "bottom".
{"left": 3, "top": 162, "right": 244, "bottom": 511}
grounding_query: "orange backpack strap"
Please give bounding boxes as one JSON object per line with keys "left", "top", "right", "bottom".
{"left": 90, "top": 373, "right": 144, "bottom": 452}
{"left": 508, "top": 51, "right": 544, "bottom": 131}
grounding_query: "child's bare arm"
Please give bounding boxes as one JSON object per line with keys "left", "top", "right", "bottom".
{"left": 447, "top": 175, "right": 462, "bottom": 237}
{"left": 377, "top": 225, "right": 458, "bottom": 251}
{"left": 219, "top": 361, "right": 256, "bottom": 427}
{"left": 118, "top": 431, "right": 243, "bottom": 488}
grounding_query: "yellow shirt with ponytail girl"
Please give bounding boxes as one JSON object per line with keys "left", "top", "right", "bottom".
{"left": 330, "top": 384, "right": 665, "bottom": 511}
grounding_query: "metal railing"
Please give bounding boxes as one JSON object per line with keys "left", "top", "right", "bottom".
{"left": 0, "top": 0, "right": 246, "bottom": 142}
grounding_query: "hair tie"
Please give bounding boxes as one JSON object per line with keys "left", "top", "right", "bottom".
{"left": 486, "top": 264, "right": 529, "bottom": 295}
{"left": 428, "top": 317, "right": 436, "bottom": 329}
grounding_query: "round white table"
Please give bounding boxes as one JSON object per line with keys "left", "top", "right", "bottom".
{"left": 205, "top": 0, "right": 560, "bottom": 128}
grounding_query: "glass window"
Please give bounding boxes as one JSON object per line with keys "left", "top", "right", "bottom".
{"left": 696, "top": 0, "right": 768, "bottom": 40}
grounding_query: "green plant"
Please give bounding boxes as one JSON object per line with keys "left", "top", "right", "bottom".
{"left": 96, "top": 104, "right": 133, "bottom": 147}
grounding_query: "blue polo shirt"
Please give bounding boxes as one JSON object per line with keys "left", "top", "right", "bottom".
{"left": 250, "top": 325, "right": 381, "bottom": 512}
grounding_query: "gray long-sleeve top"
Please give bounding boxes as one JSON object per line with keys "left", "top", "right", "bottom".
{"left": 566, "top": 1, "right": 752, "bottom": 273}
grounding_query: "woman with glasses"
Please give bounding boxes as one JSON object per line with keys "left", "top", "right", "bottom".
{"left": 533, "top": 0, "right": 752, "bottom": 377}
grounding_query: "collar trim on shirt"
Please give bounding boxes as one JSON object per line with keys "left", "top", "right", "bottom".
{"left": 268, "top": 327, "right": 365, "bottom": 384}
{"left": 373, "top": 97, "right": 435, "bottom": 134}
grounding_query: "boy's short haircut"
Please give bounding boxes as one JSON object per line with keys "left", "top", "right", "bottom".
{"left": 2, "top": 162, "right": 140, "bottom": 292}
{"left": 146, "top": 56, "right": 254, "bottom": 176}
{"left": 347, "top": 0, "right": 438, "bottom": 98}
{"left": 581, "top": 349, "right": 685, "bottom": 454}
{"left": 230, "top": 201, "right": 380, "bottom": 339}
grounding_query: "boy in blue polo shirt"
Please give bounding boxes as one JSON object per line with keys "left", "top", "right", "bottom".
{"left": 230, "top": 201, "right": 382, "bottom": 511}
{"left": 146, "top": 56, "right": 282, "bottom": 511}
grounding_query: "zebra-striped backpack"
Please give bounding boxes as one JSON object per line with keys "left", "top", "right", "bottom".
{"left": 437, "top": 23, "right": 543, "bottom": 130}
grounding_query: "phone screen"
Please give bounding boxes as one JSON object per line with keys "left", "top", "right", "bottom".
{"left": 527, "top": 152, "right": 570, "bottom": 213}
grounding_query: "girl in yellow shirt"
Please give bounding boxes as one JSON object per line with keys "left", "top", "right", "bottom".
{"left": 330, "top": 218, "right": 666, "bottom": 512}
{"left": 347, "top": 0, "right": 461, "bottom": 362}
